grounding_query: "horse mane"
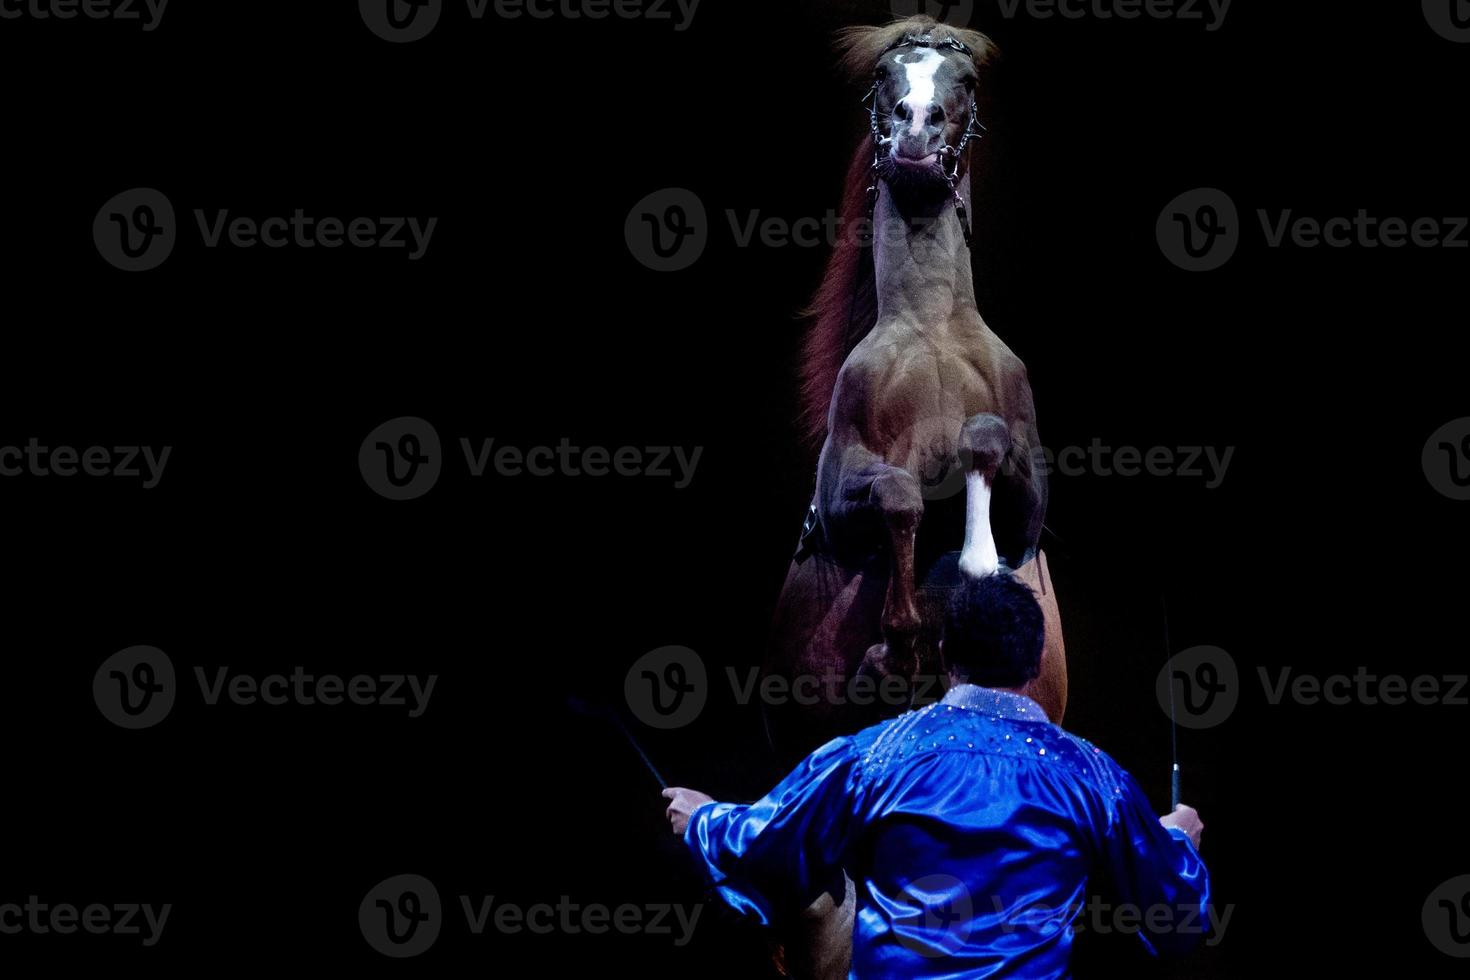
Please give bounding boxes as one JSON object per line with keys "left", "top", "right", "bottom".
{"left": 833, "top": 16, "right": 997, "bottom": 84}
{"left": 798, "top": 136, "right": 880, "bottom": 447}
{"left": 798, "top": 16, "right": 997, "bottom": 448}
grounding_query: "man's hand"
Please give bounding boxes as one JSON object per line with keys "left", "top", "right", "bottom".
{"left": 663, "top": 787, "right": 715, "bottom": 837}
{"left": 1160, "top": 804, "right": 1204, "bottom": 850}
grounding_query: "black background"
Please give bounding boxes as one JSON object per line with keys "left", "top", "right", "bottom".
{"left": 2, "top": 0, "right": 1467, "bottom": 975}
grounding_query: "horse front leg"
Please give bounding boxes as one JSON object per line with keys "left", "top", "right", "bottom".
{"left": 957, "top": 413, "right": 1012, "bottom": 579}
{"left": 817, "top": 442, "right": 926, "bottom": 682}
{"left": 857, "top": 467, "right": 926, "bottom": 681}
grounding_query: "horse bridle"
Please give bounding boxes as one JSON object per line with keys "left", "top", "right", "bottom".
{"left": 861, "top": 33, "right": 989, "bottom": 248}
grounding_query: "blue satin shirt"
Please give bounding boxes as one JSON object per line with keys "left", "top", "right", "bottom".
{"left": 685, "top": 686, "right": 1211, "bottom": 977}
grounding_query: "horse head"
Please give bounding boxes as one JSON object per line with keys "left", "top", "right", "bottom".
{"left": 849, "top": 20, "right": 994, "bottom": 209}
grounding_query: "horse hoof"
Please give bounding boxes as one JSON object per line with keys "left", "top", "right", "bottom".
{"left": 858, "top": 642, "right": 912, "bottom": 682}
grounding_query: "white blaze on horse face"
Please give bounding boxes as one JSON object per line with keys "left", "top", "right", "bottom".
{"left": 959, "top": 471, "right": 1001, "bottom": 579}
{"left": 899, "top": 48, "right": 946, "bottom": 136}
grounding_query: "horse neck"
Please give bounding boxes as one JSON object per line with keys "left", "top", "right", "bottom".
{"left": 872, "top": 172, "right": 976, "bottom": 327}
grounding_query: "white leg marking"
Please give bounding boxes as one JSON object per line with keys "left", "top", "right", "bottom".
{"left": 958, "top": 470, "right": 1000, "bottom": 579}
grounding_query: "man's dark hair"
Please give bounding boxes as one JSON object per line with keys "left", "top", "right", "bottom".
{"left": 942, "top": 573, "right": 1045, "bottom": 688}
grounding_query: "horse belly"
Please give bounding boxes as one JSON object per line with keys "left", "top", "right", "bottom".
{"left": 763, "top": 549, "right": 895, "bottom": 761}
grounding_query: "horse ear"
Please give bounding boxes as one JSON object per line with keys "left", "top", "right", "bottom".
{"left": 956, "top": 28, "right": 1000, "bottom": 70}
{"left": 834, "top": 24, "right": 886, "bottom": 84}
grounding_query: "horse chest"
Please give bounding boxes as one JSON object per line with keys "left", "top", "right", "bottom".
{"left": 869, "top": 345, "right": 998, "bottom": 427}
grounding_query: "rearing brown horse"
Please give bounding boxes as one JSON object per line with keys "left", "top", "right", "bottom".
{"left": 759, "top": 18, "right": 1070, "bottom": 978}
{"left": 764, "top": 17, "right": 1068, "bottom": 764}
